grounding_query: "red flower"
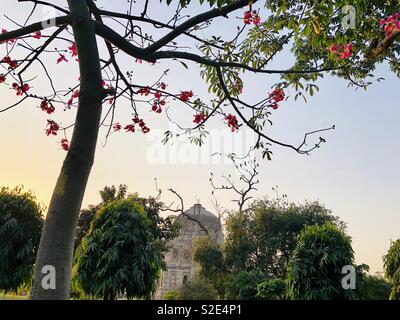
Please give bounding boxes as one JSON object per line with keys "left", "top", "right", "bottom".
{"left": 12, "top": 82, "right": 30, "bottom": 96}
{"left": 244, "top": 11, "right": 252, "bottom": 25}
{"left": 138, "top": 87, "right": 151, "bottom": 96}
{"left": 329, "top": 43, "right": 353, "bottom": 60}
{"left": 160, "top": 82, "right": 167, "bottom": 90}
{"left": 380, "top": 13, "right": 400, "bottom": 37}
{"left": 2, "top": 56, "right": 18, "bottom": 69}
{"left": 179, "top": 90, "right": 193, "bottom": 102}
{"left": 124, "top": 124, "right": 135, "bottom": 133}
{"left": 225, "top": 114, "right": 240, "bottom": 132}
{"left": 61, "top": 139, "right": 69, "bottom": 151}
{"left": 40, "top": 100, "right": 55, "bottom": 114}
{"left": 57, "top": 54, "right": 68, "bottom": 64}
{"left": 69, "top": 43, "right": 78, "bottom": 57}
{"left": 131, "top": 117, "right": 150, "bottom": 134}
{"left": 269, "top": 88, "right": 285, "bottom": 103}
{"left": 32, "top": 31, "right": 42, "bottom": 39}
{"left": 154, "top": 91, "right": 162, "bottom": 100}
{"left": 193, "top": 113, "right": 207, "bottom": 124}
{"left": 46, "top": 120, "right": 59, "bottom": 136}
{"left": 0, "top": 74, "right": 6, "bottom": 83}
{"left": 113, "top": 123, "right": 122, "bottom": 131}
{"left": 244, "top": 10, "right": 261, "bottom": 26}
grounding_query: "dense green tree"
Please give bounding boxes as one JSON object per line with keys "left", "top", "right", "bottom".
{"left": 75, "top": 186, "right": 178, "bottom": 256}
{"left": 224, "top": 199, "right": 344, "bottom": 277}
{"left": 383, "top": 239, "right": 400, "bottom": 300}
{"left": 72, "top": 198, "right": 164, "bottom": 300}
{"left": 286, "top": 223, "right": 355, "bottom": 300}
{"left": 178, "top": 276, "right": 218, "bottom": 300}
{"left": 356, "top": 274, "right": 391, "bottom": 300}
{"left": 256, "top": 278, "right": 286, "bottom": 300}
{"left": 193, "top": 236, "right": 227, "bottom": 297}
{"left": 225, "top": 270, "right": 261, "bottom": 300}
{"left": 74, "top": 185, "right": 127, "bottom": 250}
{"left": 0, "top": 187, "right": 43, "bottom": 292}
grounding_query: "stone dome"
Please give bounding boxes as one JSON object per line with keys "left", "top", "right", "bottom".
{"left": 154, "top": 203, "right": 224, "bottom": 299}
{"left": 175, "top": 203, "right": 224, "bottom": 243}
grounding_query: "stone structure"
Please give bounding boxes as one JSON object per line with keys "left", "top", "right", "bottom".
{"left": 155, "top": 203, "right": 223, "bottom": 299}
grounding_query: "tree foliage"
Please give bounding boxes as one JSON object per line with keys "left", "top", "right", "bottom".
{"left": 383, "top": 239, "right": 400, "bottom": 300}
{"left": 193, "top": 236, "right": 227, "bottom": 297}
{"left": 224, "top": 199, "right": 344, "bottom": 277}
{"left": 75, "top": 185, "right": 178, "bottom": 257}
{"left": 286, "top": 222, "right": 355, "bottom": 300}
{"left": 356, "top": 274, "right": 391, "bottom": 300}
{"left": 0, "top": 187, "right": 43, "bottom": 292}
{"left": 72, "top": 198, "right": 164, "bottom": 300}
{"left": 256, "top": 278, "right": 286, "bottom": 300}
{"left": 176, "top": 276, "right": 219, "bottom": 300}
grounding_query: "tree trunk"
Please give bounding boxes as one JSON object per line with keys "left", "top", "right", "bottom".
{"left": 30, "top": 0, "right": 103, "bottom": 300}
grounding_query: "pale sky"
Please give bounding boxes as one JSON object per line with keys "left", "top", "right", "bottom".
{"left": 0, "top": 0, "right": 399, "bottom": 274}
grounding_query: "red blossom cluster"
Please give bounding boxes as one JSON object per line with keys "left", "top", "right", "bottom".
{"left": 138, "top": 86, "right": 151, "bottom": 96}
{"left": 57, "top": 54, "right": 68, "bottom": 64}
{"left": 113, "top": 123, "right": 122, "bottom": 131}
{"left": 67, "top": 90, "right": 79, "bottom": 107}
{"left": 121, "top": 117, "right": 150, "bottom": 134}
{"left": 329, "top": 43, "right": 353, "bottom": 60}
{"left": 69, "top": 43, "right": 78, "bottom": 59}
{"left": 225, "top": 114, "right": 240, "bottom": 132}
{"left": 32, "top": 31, "right": 42, "bottom": 39}
{"left": 268, "top": 88, "right": 285, "bottom": 110}
{"left": 193, "top": 113, "right": 207, "bottom": 124}
{"left": 46, "top": 120, "right": 59, "bottom": 136}
{"left": 244, "top": 10, "right": 261, "bottom": 26}
{"left": 40, "top": 100, "right": 55, "bottom": 114}
{"left": 0, "top": 74, "right": 6, "bottom": 83}
{"left": 380, "top": 13, "right": 400, "bottom": 37}
{"left": 1, "top": 56, "right": 18, "bottom": 69}
{"left": 179, "top": 90, "right": 193, "bottom": 102}
{"left": 12, "top": 82, "right": 30, "bottom": 96}
{"left": 61, "top": 138, "right": 69, "bottom": 151}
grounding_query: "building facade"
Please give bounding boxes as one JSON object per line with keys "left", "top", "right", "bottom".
{"left": 154, "top": 203, "right": 224, "bottom": 299}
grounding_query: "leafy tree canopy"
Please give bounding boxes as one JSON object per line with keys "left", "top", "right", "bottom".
{"left": 72, "top": 198, "right": 165, "bottom": 300}
{"left": 286, "top": 222, "right": 355, "bottom": 300}
{"left": 0, "top": 187, "right": 43, "bottom": 292}
{"left": 383, "top": 239, "right": 400, "bottom": 300}
{"left": 224, "top": 199, "right": 344, "bottom": 277}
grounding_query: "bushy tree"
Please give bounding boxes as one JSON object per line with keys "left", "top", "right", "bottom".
{"left": 256, "top": 278, "right": 286, "bottom": 300}
{"left": 0, "top": 187, "right": 43, "bottom": 292}
{"left": 224, "top": 199, "right": 344, "bottom": 277}
{"left": 178, "top": 276, "right": 218, "bottom": 300}
{"left": 75, "top": 186, "right": 178, "bottom": 256}
{"left": 193, "top": 236, "right": 227, "bottom": 297}
{"left": 72, "top": 198, "right": 163, "bottom": 300}
{"left": 286, "top": 223, "right": 355, "bottom": 300}
{"left": 383, "top": 239, "right": 400, "bottom": 300}
{"left": 356, "top": 274, "right": 391, "bottom": 300}
{"left": 225, "top": 270, "right": 260, "bottom": 300}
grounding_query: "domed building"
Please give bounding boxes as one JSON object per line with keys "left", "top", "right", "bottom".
{"left": 155, "top": 203, "right": 224, "bottom": 299}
